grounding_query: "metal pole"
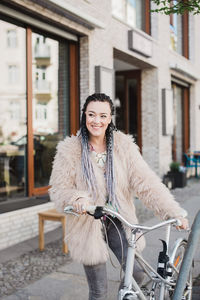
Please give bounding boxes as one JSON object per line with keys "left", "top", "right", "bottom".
{"left": 172, "top": 210, "right": 200, "bottom": 300}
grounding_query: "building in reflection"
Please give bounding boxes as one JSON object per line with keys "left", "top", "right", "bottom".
{"left": 0, "top": 0, "right": 200, "bottom": 251}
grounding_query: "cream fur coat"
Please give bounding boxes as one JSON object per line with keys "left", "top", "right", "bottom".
{"left": 49, "top": 131, "right": 186, "bottom": 266}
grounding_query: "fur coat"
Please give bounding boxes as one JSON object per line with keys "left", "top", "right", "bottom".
{"left": 49, "top": 131, "right": 187, "bottom": 266}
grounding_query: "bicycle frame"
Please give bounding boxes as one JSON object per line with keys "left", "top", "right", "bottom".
{"left": 118, "top": 227, "right": 188, "bottom": 300}
{"left": 100, "top": 208, "right": 184, "bottom": 300}
{"left": 63, "top": 205, "right": 186, "bottom": 300}
{"left": 118, "top": 224, "right": 172, "bottom": 300}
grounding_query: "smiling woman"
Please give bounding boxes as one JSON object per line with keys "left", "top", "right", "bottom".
{"left": 85, "top": 101, "right": 112, "bottom": 151}
{"left": 49, "top": 92, "right": 188, "bottom": 300}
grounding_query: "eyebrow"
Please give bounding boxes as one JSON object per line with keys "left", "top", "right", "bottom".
{"left": 87, "top": 110, "right": 108, "bottom": 115}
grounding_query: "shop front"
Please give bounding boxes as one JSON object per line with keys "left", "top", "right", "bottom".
{"left": 0, "top": 15, "right": 79, "bottom": 212}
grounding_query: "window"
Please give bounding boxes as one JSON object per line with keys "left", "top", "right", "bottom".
{"left": 170, "top": 1, "right": 189, "bottom": 57}
{"left": 112, "top": 0, "right": 150, "bottom": 34}
{"left": 0, "top": 19, "right": 79, "bottom": 207}
{"left": 10, "top": 101, "right": 20, "bottom": 120}
{"left": 0, "top": 21, "right": 27, "bottom": 202}
{"left": 35, "top": 103, "right": 47, "bottom": 121}
{"left": 112, "top": 0, "right": 125, "bottom": 20}
{"left": 171, "top": 83, "right": 190, "bottom": 162}
{"left": 7, "top": 29, "right": 17, "bottom": 48}
{"left": 8, "top": 65, "right": 19, "bottom": 84}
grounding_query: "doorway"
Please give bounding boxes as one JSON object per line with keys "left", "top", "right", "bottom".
{"left": 171, "top": 83, "right": 190, "bottom": 163}
{"left": 115, "top": 70, "right": 142, "bottom": 149}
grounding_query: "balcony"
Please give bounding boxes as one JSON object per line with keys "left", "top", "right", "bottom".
{"left": 35, "top": 80, "right": 51, "bottom": 102}
{"left": 34, "top": 44, "right": 51, "bottom": 66}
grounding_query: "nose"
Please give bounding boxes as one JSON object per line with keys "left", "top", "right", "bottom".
{"left": 93, "top": 115, "right": 101, "bottom": 123}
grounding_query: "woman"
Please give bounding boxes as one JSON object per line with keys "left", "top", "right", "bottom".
{"left": 49, "top": 93, "right": 188, "bottom": 300}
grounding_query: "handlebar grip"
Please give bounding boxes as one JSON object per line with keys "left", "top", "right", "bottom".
{"left": 64, "top": 205, "right": 98, "bottom": 214}
{"left": 64, "top": 206, "right": 74, "bottom": 213}
{"left": 175, "top": 219, "right": 182, "bottom": 227}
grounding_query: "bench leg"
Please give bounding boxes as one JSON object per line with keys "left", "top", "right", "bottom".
{"left": 39, "top": 217, "right": 45, "bottom": 251}
{"left": 61, "top": 218, "right": 68, "bottom": 254}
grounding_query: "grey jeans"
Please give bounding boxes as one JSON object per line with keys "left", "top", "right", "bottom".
{"left": 83, "top": 217, "right": 144, "bottom": 300}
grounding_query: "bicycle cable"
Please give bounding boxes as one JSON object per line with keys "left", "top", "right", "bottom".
{"left": 101, "top": 215, "right": 124, "bottom": 280}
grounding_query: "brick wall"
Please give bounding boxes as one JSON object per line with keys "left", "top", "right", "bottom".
{"left": 80, "top": 36, "right": 89, "bottom": 108}
{"left": 141, "top": 68, "right": 160, "bottom": 172}
{"left": 0, "top": 202, "right": 59, "bottom": 251}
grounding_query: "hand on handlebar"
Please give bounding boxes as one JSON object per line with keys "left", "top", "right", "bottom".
{"left": 176, "top": 217, "right": 189, "bottom": 231}
{"left": 73, "top": 197, "right": 91, "bottom": 214}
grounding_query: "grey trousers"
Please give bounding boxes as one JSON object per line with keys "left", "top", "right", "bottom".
{"left": 83, "top": 217, "right": 144, "bottom": 300}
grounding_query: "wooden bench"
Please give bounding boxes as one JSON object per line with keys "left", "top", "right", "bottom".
{"left": 38, "top": 208, "right": 68, "bottom": 254}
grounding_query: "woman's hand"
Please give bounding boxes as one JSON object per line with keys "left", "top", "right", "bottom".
{"left": 176, "top": 217, "right": 189, "bottom": 230}
{"left": 73, "top": 197, "right": 90, "bottom": 214}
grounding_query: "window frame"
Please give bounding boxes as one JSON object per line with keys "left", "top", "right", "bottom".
{"left": 112, "top": 0, "right": 151, "bottom": 35}
{"left": 0, "top": 17, "right": 79, "bottom": 200}
{"left": 170, "top": 6, "right": 189, "bottom": 58}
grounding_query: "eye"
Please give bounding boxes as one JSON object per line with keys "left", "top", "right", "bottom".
{"left": 101, "top": 115, "right": 107, "bottom": 118}
{"left": 88, "top": 113, "right": 95, "bottom": 117}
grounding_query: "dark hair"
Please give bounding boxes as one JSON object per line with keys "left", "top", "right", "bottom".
{"left": 80, "top": 93, "right": 119, "bottom": 209}
{"left": 80, "top": 93, "right": 115, "bottom": 128}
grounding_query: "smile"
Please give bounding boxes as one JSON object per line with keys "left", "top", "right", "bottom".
{"left": 92, "top": 126, "right": 102, "bottom": 129}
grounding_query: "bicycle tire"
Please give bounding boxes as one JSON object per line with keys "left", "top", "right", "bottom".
{"left": 168, "top": 239, "right": 193, "bottom": 300}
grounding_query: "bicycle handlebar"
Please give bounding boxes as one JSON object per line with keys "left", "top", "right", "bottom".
{"left": 64, "top": 205, "right": 181, "bottom": 231}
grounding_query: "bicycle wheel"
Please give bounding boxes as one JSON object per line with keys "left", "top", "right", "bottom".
{"left": 169, "top": 239, "right": 193, "bottom": 300}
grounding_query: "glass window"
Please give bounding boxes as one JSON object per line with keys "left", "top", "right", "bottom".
{"left": 170, "top": 13, "right": 183, "bottom": 55}
{"left": 8, "top": 65, "right": 19, "bottom": 84}
{"left": 0, "top": 19, "right": 72, "bottom": 206}
{"left": 7, "top": 29, "right": 17, "bottom": 48}
{"left": 172, "top": 85, "right": 183, "bottom": 162}
{"left": 10, "top": 101, "right": 21, "bottom": 120}
{"left": 115, "top": 74, "right": 140, "bottom": 146}
{"left": 32, "top": 32, "right": 70, "bottom": 188}
{"left": 0, "top": 20, "right": 27, "bottom": 201}
{"left": 170, "top": 0, "right": 189, "bottom": 57}
{"left": 112, "top": 0, "right": 147, "bottom": 32}
{"left": 112, "top": 0, "right": 125, "bottom": 20}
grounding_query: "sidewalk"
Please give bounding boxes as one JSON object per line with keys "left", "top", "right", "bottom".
{"left": 0, "top": 178, "right": 200, "bottom": 300}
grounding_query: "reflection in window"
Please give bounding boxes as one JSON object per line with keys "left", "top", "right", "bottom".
{"left": 35, "top": 103, "right": 47, "bottom": 120}
{"left": 0, "top": 20, "right": 26, "bottom": 201}
{"left": 8, "top": 65, "right": 19, "bottom": 84}
{"left": 0, "top": 19, "right": 71, "bottom": 203}
{"left": 170, "top": 10, "right": 183, "bottom": 55}
{"left": 10, "top": 101, "right": 20, "bottom": 120}
{"left": 112, "top": 0, "right": 146, "bottom": 31}
{"left": 7, "top": 29, "right": 17, "bottom": 48}
{"left": 32, "top": 32, "right": 70, "bottom": 188}
{"left": 112, "top": 0, "right": 125, "bottom": 20}
{"left": 172, "top": 84, "right": 183, "bottom": 162}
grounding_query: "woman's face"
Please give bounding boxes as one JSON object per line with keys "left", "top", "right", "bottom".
{"left": 85, "top": 101, "right": 112, "bottom": 139}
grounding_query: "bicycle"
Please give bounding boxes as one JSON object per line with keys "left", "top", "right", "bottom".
{"left": 64, "top": 205, "right": 193, "bottom": 300}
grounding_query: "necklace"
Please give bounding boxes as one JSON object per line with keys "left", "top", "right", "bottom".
{"left": 89, "top": 143, "right": 107, "bottom": 168}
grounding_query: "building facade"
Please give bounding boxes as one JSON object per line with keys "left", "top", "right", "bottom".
{"left": 0, "top": 0, "right": 200, "bottom": 249}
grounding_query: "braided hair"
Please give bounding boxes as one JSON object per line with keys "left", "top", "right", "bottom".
{"left": 80, "top": 93, "right": 119, "bottom": 209}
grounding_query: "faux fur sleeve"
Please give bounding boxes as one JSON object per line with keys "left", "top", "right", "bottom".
{"left": 123, "top": 135, "right": 187, "bottom": 220}
{"left": 48, "top": 137, "right": 90, "bottom": 213}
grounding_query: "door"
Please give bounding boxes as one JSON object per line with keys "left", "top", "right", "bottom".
{"left": 115, "top": 71, "right": 142, "bottom": 149}
{"left": 172, "top": 83, "right": 190, "bottom": 163}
